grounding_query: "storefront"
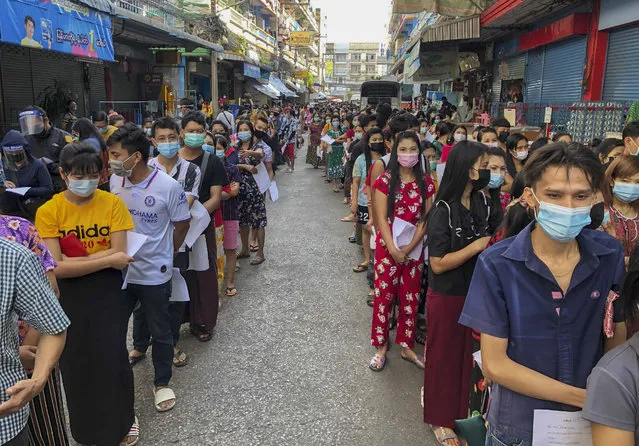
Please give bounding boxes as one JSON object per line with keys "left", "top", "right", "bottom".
{"left": 599, "top": 0, "right": 639, "bottom": 101}
{"left": 521, "top": 14, "right": 589, "bottom": 104}
{"left": 0, "top": 0, "right": 114, "bottom": 128}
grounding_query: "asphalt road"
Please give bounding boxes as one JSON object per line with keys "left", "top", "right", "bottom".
{"left": 124, "top": 141, "right": 438, "bottom": 445}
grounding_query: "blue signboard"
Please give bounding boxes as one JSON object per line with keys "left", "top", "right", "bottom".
{"left": 0, "top": 0, "right": 115, "bottom": 62}
{"left": 243, "top": 63, "right": 261, "bottom": 79}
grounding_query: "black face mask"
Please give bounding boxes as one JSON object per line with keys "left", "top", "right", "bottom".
{"left": 254, "top": 130, "right": 267, "bottom": 140}
{"left": 587, "top": 202, "right": 605, "bottom": 229}
{"left": 472, "top": 169, "right": 491, "bottom": 191}
{"left": 369, "top": 142, "right": 385, "bottom": 154}
{"left": 273, "top": 112, "right": 280, "bottom": 117}
{"left": 498, "top": 131, "right": 509, "bottom": 143}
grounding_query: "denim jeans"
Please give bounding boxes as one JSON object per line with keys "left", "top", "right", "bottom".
{"left": 128, "top": 281, "right": 173, "bottom": 387}
{"left": 485, "top": 424, "right": 531, "bottom": 446}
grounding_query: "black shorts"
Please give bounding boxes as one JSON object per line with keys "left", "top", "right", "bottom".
{"left": 357, "top": 205, "right": 369, "bottom": 224}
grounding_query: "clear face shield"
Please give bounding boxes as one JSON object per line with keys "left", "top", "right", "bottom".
{"left": 18, "top": 110, "right": 45, "bottom": 135}
{"left": 2, "top": 145, "right": 29, "bottom": 171}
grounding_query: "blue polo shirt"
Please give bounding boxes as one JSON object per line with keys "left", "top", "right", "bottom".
{"left": 459, "top": 223, "right": 625, "bottom": 442}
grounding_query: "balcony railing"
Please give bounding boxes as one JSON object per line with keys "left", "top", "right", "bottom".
{"left": 116, "top": 0, "right": 183, "bottom": 28}
{"left": 221, "top": 6, "right": 277, "bottom": 53}
{"left": 283, "top": 0, "right": 319, "bottom": 33}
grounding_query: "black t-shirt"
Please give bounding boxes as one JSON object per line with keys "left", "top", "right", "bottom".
{"left": 189, "top": 151, "right": 229, "bottom": 206}
{"left": 427, "top": 192, "right": 501, "bottom": 296}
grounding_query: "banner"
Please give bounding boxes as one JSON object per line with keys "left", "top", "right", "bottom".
{"left": 409, "top": 51, "right": 458, "bottom": 83}
{"left": 392, "top": 0, "right": 486, "bottom": 17}
{"left": 289, "top": 31, "right": 313, "bottom": 47}
{"left": 0, "top": 0, "right": 114, "bottom": 61}
{"left": 294, "top": 70, "right": 307, "bottom": 80}
{"left": 243, "top": 63, "right": 261, "bottom": 79}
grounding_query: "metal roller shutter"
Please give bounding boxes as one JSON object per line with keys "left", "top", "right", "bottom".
{"left": 491, "top": 65, "right": 502, "bottom": 102}
{"left": 1, "top": 45, "right": 35, "bottom": 124}
{"left": 30, "top": 50, "right": 85, "bottom": 117}
{"left": 525, "top": 48, "right": 543, "bottom": 104}
{"left": 492, "top": 55, "right": 525, "bottom": 102}
{"left": 88, "top": 64, "right": 107, "bottom": 115}
{"left": 540, "top": 37, "right": 586, "bottom": 103}
{"left": 603, "top": 25, "right": 639, "bottom": 101}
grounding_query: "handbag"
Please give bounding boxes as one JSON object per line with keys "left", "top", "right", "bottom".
{"left": 454, "top": 386, "right": 489, "bottom": 446}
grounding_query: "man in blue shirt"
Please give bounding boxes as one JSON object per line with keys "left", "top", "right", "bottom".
{"left": 459, "top": 143, "right": 627, "bottom": 446}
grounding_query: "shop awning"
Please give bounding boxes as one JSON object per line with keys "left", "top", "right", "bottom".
{"left": 420, "top": 15, "right": 481, "bottom": 43}
{"left": 392, "top": 0, "right": 486, "bottom": 16}
{"left": 269, "top": 75, "right": 297, "bottom": 97}
{"left": 251, "top": 81, "right": 280, "bottom": 99}
{"left": 76, "top": 0, "right": 115, "bottom": 14}
{"left": 285, "top": 79, "right": 304, "bottom": 94}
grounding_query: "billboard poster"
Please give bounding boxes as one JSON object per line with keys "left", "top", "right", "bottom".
{"left": 289, "top": 31, "right": 313, "bottom": 47}
{"left": 0, "top": 0, "right": 114, "bottom": 61}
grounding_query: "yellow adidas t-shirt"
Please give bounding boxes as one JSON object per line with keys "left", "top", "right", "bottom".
{"left": 35, "top": 189, "right": 134, "bottom": 255}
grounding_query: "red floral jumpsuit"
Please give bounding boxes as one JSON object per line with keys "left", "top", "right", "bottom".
{"left": 371, "top": 171, "right": 435, "bottom": 348}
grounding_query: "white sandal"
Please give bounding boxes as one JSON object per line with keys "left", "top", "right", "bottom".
{"left": 120, "top": 416, "right": 140, "bottom": 446}
{"left": 153, "top": 387, "right": 176, "bottom": 412}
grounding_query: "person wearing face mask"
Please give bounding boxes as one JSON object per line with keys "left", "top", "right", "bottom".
{"left": 177, "top": 112, "right": 229, "bottom": 342}
{"left": 369, "top": 131, "right": 435, "bottom": 373}
{"left": 306, "top": 113, "right": 324, "bottom": 168}
{"left": 0, "top": 130, "right": 54, "bottom": 220}
{"left": 72, "top": 118, "right": 111, "bottom": 190}
{"left": 424, "top": 141, "right": 501, "bottom": 446}
{"left": 601, "top": 155, "right": 639, "bottom": 264}
{"left": 327, "top": 115, "right": 347, "bottom": 193}
{"left": 623, "top": 121, "right": 639, "bottom": 156}
{"left": 484, "top": 146, "right": 509, "bottom": 212}
{"left": 234, "top": 120, "right": 268, "bottom": 265}
{"left": 422, "top": 143, "right": 439, "bottom": 187}
{"left": 211, "top": 135, "right": 241, "bottom": 297}
{"left": 440, "top": 125, "right": 468, "bottom": 163}
{"left": 61, "top": 100, "right": 78, "bottom": 133}
{"left": 216, "top": 102, "right": 236, "bottom": 134}
{"left": 253, "top": 116, "right": 276, "bottom": 180}
{"left": 491, "top": 117, "right": 511, "bottom": 147}
{"left": 20, "top": 106, "right": 74, "bottom": 193}
{"left": 91, "top": 110, "right": 118, "bottom": 142}
{"left": 35, "top": 142, "right": 138, "bottom": 446}
{"left": 280, "top": 108, "right": 298, "bottom": 173}
{"left": 142, "top": 117, "right": 154, "bottom": 137}
{"left": 431, "top": 121, "right": 453, "bottom": 158}
{"left": 460, "top": 143, "right": 627, "bottom": 446}
{"left": 502, "top": 133, "right": 529, "bottom": 197}
{"left": 596, "top": 138, "right": 625, "bottom": 166}
{"left": 418, "top": 119, "right": 430, "bottom": 142}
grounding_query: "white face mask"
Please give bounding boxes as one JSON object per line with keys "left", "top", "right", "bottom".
{"left": 514, "top": 149, "right": 529, "bottom": 160}
{"left": 454, "top": 133, "right": 466, "bottom": 142}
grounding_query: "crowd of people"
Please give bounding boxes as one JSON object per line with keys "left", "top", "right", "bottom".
{"left": 5, "top": 95, "right": 639, "bottom": 446}
{"left": 304, "top": 100, "right": 639, "bottom": 446}
{"left": 0, "top": 100, "right": 307, "bottom": 446}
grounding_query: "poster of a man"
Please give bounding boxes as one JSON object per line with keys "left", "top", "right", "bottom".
{"left": 21, "top": 15, "right": 50, "bottom": 49}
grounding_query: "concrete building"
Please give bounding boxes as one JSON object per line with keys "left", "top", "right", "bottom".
{"left": 325, "top": 42, "right": 389, "bottom": 98}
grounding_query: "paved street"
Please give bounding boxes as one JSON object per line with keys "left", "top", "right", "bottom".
{"left": 126, "top": 143, "right": 437, "bottom": 445}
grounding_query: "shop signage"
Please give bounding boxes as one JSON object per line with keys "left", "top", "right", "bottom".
{"left": 289, "top": 31, "right": 313, "bottom": 47}
{"left": 243, "top": 63, "right": 261, "bottom": 79}
{"left": 0, "top": 0, "right": 115, "bottom": 61}
{"left": 408, "top": 51, "right": 458, "bottom": 83}
{"left": 294, "top": 70, "right": 308, "bottom": 79}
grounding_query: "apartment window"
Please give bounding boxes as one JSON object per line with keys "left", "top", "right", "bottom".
{"left": 336, "top": 54, "right": 347, "bottom": 63}
{"left": 351, "top": 65, "right": 361, "bottom": 74}
{"left": 352, "top": 53, "right": 360, "bottom": 61}
{"left": 366, "top": 64, "right": 375, "bottom": 74}
{"left": 367, "top": 54, "right": 376, "bottom": 61}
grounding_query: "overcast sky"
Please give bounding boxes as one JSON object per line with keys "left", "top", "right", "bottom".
{"left": 311, "top": 0, "right": 392, "bottom": 44}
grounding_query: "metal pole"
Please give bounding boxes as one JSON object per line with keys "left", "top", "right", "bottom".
{"left": 211, "top": 53, "right": 219, "bottom": 111}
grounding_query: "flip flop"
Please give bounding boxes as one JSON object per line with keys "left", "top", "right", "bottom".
{"left": 172, "top": 350, "right": 188, "bottom": 367}
{"left": 353, "top": 263, "right": 368, "bottom": 273}
{"left": 366, "top": 294, "right": 374, "bottom": 307}
{"left": 341, "top": 215, "right": 356, "bottom": 222}
{"left": 119, "top": 416, "right": 140, "bottom": 446}
{"left": 249, "top": 244, "right": 259, "bottom": 252}
{"left": 369, "top": 352, "right": 387, "bottom": 372}
{"left": 128, "top": 352, "right": 146, "bottom": 366}
{"left": 250, "top": 256, "right": 266, "bottom": 265}
{"left": 431, "top": 426, "right": 460, "bottom": 446}
{"left": 401, "top": 353, "right": 425, "bottom": 370}
{"left": 226, "top": 287, "right": 238, "bottom": 297}
{"left": 348, "top": 235, "right": 357, "bottom": 243}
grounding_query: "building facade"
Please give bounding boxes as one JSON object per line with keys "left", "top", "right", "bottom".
{"left": 325, "top": 42, "right": 390, "bottom": 99}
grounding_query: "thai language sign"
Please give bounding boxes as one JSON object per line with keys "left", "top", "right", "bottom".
{"left": 0, "top": 0, "right": 114, "bottom": 61}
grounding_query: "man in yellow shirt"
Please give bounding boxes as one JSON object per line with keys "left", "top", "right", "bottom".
{"left": 91, "top": 111, "right": 118, "bottom": 141}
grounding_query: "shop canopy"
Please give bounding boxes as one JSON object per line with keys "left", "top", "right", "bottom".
{"left": 251, "top": 81, "right": 280, "bottom": 99}
{"left": 269, "top": 75, "right": 298, "bottom": 98}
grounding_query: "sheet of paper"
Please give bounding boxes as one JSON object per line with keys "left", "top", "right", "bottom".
{"left": 472, "top": 350, "right": 482, "bottom": 371}
{"left": 436, "top": 163, "right": 446, "bottom": 183}
{"left": 425, "top": 132, "right": 435, "bottom": 143}
{"left": 169, "top": 268, "right": 190, "bottom": 302}
{"left": 268, "top": 180, "right": 279, "bottom": 202}
{"left": 187, "top": 234, "right": 209, "bottom": 271}
{"left": 532, "top": 410, "right": 593, "bottom": 446}
{"left": 6, "top": 187, "right": 31, "bottom": 196}
{"left": 252, "top": 162, "right": 271, "bottom": 194}
{"left": 392, "top": 218, "right": 423, "bottom": 260}
{"left": 321, "top": 134, "right": 335, "bottom": 145}
{"left": 316, "top": 145, "right": 323, "bottom": 159}
{"left": 126, "top": 231, "right": 148, "bottom": 257}
{"left": 183, "top": 200, "right": 211, "bottom": 249}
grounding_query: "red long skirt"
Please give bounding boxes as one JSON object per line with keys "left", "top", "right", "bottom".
{"left": 423, "top": 288, "right": 474, "bottom": 429}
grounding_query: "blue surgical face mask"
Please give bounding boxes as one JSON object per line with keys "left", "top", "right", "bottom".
{"left": 202, "top": 144, "right": 215, "bottom": 154}
{"left": 532, "top": 190, "right": 591, "bottom": 243}
{"left": 157, "top": 142, "right": 180, "bottom": 158}
{"left": 238, "top": 131, "right": 252, "bottom": 142}
{"left": 67, "top": 178, "right": 99, "bottom": 197}
{"left": 332, "top": 121, "right": 340, "bottom": 128}
{"left": 215, "top": 150, "right": 225, "bottom": 159}
{"left": 614, "top": 182, "right": 639, "bottom": 202}
{"left": 488, "top": 173, "right": 505, "bottom": 189}
{"left": 429, "top": 160, "right": 437, "bottom": 172}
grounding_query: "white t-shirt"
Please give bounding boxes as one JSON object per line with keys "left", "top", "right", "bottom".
{"left": 110, "top": 168, "right": 191, "bottom": 286}
{"left": 148, "top": 157, "right": 201, "bottom": 199}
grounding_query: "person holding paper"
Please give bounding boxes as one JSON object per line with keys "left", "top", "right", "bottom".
{"left": 235, "top": 120, "right": 268, "bottom": 266}
{"left": 327, "top": 115, "right": 347, "bottom": 193}
{"left": 459, "top": 143, "right": 627, "bottom": 446}
{"left": 369, "top": 131, "right": 434, "bottom": 373}
{"left": 0, "top": 130, "right": 53, "bottom": 220}
{"left": 34, "top": 142, "right": 139, "bottom": 446}
{"left": 109, "top": 124, "right": 191, "bottom": 414}
{"left": 424, "top": 140, "right": 499, "bottom": 446}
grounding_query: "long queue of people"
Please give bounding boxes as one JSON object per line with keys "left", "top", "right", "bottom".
{"left": 0, "top": 101, "right": 301, "bottom": 445}
{"left": 309, "top": 101, "right": 639, "bottom": 446}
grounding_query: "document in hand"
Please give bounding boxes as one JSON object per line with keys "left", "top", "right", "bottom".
{"left": 252, "top": 162, "right": 271, "bottom": 194}
{"left": 532, "top": 410, "right": 592, "bottom": 446}
{"left": 392, "top": 217, "right": 423, "bottom": 260}
{"left": 183, "top": 200, "right": 211, "bottom": 248}
{"left": 321, "top": 134, "right": 335, "bottom": 145}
